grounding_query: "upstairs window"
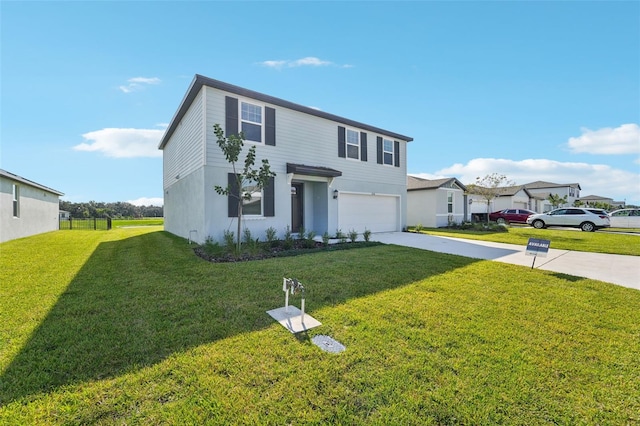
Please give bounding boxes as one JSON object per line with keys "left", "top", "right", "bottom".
{"left": 383, "top": 138, "right": 394, "bottom": 165}
{"left": 241, "top": 101, "right": 263, "bottom": 143}
{"left": 346, "top": 129, "right": 360, "bottom": 159}
{"left": 447, "top": 192, "right": 454, "bottom": 213}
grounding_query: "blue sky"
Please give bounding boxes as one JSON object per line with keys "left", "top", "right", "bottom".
{"left": 2, "top": 1, "right": 639, "bottom": 206}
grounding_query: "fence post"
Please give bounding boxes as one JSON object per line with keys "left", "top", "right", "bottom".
{"left": 70, "top": 217, "right": 73, "bottom": 230}
{"left": 107, "top": 218, "right": 112, "bottom": 230}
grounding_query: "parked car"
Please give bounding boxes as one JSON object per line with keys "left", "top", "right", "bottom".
{"left": 489, "top": 208, "right": 537, "bottom": 224}
{"left": 608, "top": 209, "right": 640, "bottom": 228}
{"left": 526, "top": 207, "right": 610, "bottom": 232}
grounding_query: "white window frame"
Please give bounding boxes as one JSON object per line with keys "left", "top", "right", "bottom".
{"left": 242, "top": 183, "right": 264, "bottom": 217}
{"left": 12, "top": 184, "right": 20, "bottom": 218}
{"left": 383, "top": 138, "right": 394, "bottom": 166}
{"left": 447, "top": 191, "right": 454, "bottom": 214}
{"left": 346, "top": 128, "right": 360, "bottom": 160}
{"left": 240, "top": 100, "right": 264, "bottom": 144}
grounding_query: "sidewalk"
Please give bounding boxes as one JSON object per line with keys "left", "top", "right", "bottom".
{"left": 372, "top": 232, "right": 640, "bottom": 291}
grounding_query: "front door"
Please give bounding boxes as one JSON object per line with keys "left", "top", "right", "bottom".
{"left": 291, "top": 183, "right": 304, "bottom": 233}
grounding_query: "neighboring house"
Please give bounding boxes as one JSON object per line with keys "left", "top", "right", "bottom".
{"left": 579, "top": 195, "right": 614, "bottom": 207}
{"left": 158, "top": 75, "right": 413, "bottom": 244}
{"left": 0, "top": 169, "right": 64, "bottom": 243}
{"left": 407, "top": 176, "right": 467, "bottom": 227}
{"left": 467, "top": 185, "right": 535, "bottom": 220}
{"left": 522, "top": 181, "right": 581, "bottom": 212}
{"left": 59, "top": 210, "right": 70, "bottom": 220}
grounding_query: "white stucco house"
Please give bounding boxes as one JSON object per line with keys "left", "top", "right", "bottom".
{"left": 0, "top": 169, "right": 64, "bottom": 243}
{"left": 467, "top": 185, "right": 535, "bottom": 220}
{"left": 158, "top": 75, "right": 413, "bottom": 244}
{"left": 522, "top": 181, "right": 581, "bottom": 212}
{"left": 407, "top": 176, "right": 467, "bottom": 227}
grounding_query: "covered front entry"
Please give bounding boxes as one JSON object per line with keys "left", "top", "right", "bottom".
{"left": 338, "top": 193, "right": 400, "bottom": 233}
{"left": 287, "top": 163, "right": 342, "bottom": 236}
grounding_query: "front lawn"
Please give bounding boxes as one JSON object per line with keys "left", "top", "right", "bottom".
{"left": 417, "top": 226, "right": 640, "bottom": 256}
{"left": 1, "top": 227, "right": 639, "bottom": 424}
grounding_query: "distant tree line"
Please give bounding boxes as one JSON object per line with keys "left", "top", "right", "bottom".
{"left": 59, "top": 200, "right": 163, "bottom": 219}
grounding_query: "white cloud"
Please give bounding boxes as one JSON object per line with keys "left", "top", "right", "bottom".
{"left": 119, "top": 76, "right": 161, "bottom": 93}
{"left": 567, "top": 123, "right": 640, "bottom": 155}
{"left": 413, "top": 157, "right": 640, "bottom": 204}
{"left": 73, "top": 128, "right": 164, "bottom": 158}
{"left": 258, "top": 56, "right": 352, "bottom": 69}
{"left": 127, "top": 197, "right": 164, "bottom": 207}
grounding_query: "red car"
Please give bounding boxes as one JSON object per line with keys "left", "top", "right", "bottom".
{"left": 489, "top": 209, "right": 537, "bottom": 224}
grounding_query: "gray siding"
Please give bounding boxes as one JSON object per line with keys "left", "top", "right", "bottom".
{"left": 163, "top": 89, "right": 205, "bottom": 190}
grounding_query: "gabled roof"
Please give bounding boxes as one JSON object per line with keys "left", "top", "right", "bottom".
{"left": 159, "top": 74, "right": 414, "bottom": 149}
{"left": 407, "top": 175, "right": 467, "bottom": 191}
{"left": 465, "top": 184, "right": 533, "bottom": 198}
{"left": 523, "top": 180, "right": 581, "bottom": 190}
{"left": 0, "top": 169, "right": 64, "bottom": 196}
{"left": 579, "top": 194, "right": 613, "bottom": 201}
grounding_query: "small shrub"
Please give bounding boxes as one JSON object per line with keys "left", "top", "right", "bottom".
{"left": 322, "top": 231, "right": 330, "bottom": 247}
{"left": 242, "top": 228, "right": 253, "bottom": 245}
{"left": 348, "top": 229, "right": 358, "bottom": 243}
{"left": 415, "top": 223, "right": 423, "bottom": 233}
{"left": 202, "top": 236, "right": 225, "bottom": 257}
{"left": 223, "top": 230, "right": 235, "bottom": 252}
{"left": 283, "top": 226, "right": 294, "bottom": 250}
{"left": 265, "top": 227, "right": 277, "bottom": 244}
{"left": 363, "top": 228, "right": 372, "bottom": 242}
{"left": 336, "top": 229, "right": 347, "bottom": 244}
{"left": 305, "top": 230, "right": 317, "bottom": 248}
{"left": 297, "top": 226, "right": 306, "bottom": 240}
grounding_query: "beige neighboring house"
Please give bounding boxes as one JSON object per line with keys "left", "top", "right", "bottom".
{"left": 407, "top": 176, "right": 467, "bottom": 227}
{"left": 0, "top": 169, "right": 64, "bottom": 243}
{"left": 579, "top": 195, "right": 614, "bottom": 207}
{"left": 522, "top": 181, "right": 581, "bottom": 212}
{"left": 467, "top": 185, "right": 534, "bottom": 221}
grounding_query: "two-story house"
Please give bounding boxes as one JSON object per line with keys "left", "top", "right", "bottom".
{"left": 523, "top": 181, "right": 581, "bottom": 212}
{"left": 159, "top": 75, "right": 413, "bottom": 244}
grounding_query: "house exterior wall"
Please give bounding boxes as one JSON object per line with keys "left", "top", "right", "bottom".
{"left": 526, "top": 185, "right": 579, "bottom": 211}
{"left": 493, "top": 189, "right": 532, "bottom": 211}
{"left": 0, "top": 175, "right": 61, "bottom": 243}
{"left": 407, "top": 187, "right": 465, "bottom": 228}
{"left": 162, "top": 80, "right": 410, "bottom": 244}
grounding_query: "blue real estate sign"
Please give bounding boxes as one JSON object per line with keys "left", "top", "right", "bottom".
{"left": 526, "top": 238, "right": 551, "bottom": 257}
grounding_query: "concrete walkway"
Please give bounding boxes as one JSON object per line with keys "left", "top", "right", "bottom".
{"left": 372, "top": 232, "right": 640, "bottom": 291}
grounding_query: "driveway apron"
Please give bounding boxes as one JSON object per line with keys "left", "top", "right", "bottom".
{"left": 373, "top": 232, "right": 640, "bottom": 291}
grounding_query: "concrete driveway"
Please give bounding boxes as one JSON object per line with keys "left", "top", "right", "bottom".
{"left": 372, "top": 232, "right": 640, "bottom": 291}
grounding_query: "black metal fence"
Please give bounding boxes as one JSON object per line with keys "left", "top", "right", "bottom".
{"left": 59, "top": 217, "right": 112, "bottom": 230}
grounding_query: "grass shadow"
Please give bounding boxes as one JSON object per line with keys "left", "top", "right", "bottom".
{"left": 0, "top": 230, "right": 478, "bottom": 404}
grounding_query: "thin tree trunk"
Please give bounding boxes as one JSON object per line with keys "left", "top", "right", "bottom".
{"left": 236, "top": 201, "right": 242, "bottom": 254}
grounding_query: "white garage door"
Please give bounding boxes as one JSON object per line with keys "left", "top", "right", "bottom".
{"left": 338, "top": 193, "right": 399, "bottom": 233}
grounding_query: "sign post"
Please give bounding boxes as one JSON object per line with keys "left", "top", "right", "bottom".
{"left": 525, "top": 238, "right": 551, "bottom": 269}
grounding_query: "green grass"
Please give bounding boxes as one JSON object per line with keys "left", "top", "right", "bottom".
{"left": 112, "top": 217, "right": 164, "bottom": 227}
{"left": 417, "top": 226, "right": 640, "bottom": 256}
{"left": 1, "top": 227, "right": 639, "bottom": 424}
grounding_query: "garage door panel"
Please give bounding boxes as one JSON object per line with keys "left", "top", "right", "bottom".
{"left": 339, "top": 194, "right": 399, "bottom": 233}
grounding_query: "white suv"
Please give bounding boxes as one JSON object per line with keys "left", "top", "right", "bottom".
{"left": 526, "top": 208, "right": 611, "bottom": 232}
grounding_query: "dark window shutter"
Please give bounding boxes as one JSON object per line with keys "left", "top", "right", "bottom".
{"left": 228, "top": 173, "right": 239, "bottom": 217}
{"left": 360, "top": 132, "right": 367, "bottom": 162}
{"left": 394, "top": 141, "right": 400, "bottom": 167}
{"left": 263, "top": 177, "right": 275, "bottom": 217}
{"left": 225, "top": 96, "right": 239, "bottom": 137}
{"left": 376, "top": 136, "right": 383, "bottom": 164}
{"left": 265, "top": 107, "right": 276, "bottom": 146}
{"left": 338, "top": 126, "right": 346, "bottom": 158}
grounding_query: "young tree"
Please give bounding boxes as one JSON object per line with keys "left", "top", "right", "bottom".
{"left": 466, "top": 173, "right": 515, "bottom": 222}
{"left": 213, "top": 124, "right": 276, "bottom": 253}
{"left": 547, "top": 193, "right": 568, "bottom": 209}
